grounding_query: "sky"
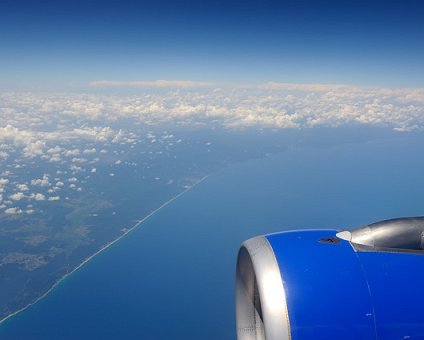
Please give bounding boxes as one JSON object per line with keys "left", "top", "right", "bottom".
{"left": 0, "top": 0, "right": 423, "bottom": 91}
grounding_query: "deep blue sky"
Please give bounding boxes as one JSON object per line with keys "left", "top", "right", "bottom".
{"left": 1, "top": 0, "right": 423, "bottom": 90}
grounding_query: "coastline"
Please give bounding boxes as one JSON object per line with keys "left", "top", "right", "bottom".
{"left": 0, "top": 175, "right": 208, "bottom": 326}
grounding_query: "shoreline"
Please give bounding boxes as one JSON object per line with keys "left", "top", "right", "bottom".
{"left": 0, "top": 175, "right": 208, "bottom": 326}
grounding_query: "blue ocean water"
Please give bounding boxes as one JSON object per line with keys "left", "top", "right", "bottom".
{"left": 1, "top": 135, "right": 424, "bottom": 339}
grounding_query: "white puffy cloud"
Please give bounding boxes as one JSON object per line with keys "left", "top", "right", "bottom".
{"left": 23, "top": 140, "right": 45, "bottom": 158}
{"left": 64, "top": 149, "right": 80, "bottom": 156}
{"left": 72, "top": 127, "right": 116, "bottom": 142}
{"left": 31, "top": 193, "right": 46, "bottom": 201}
{"left": 0, "top": 125, "right": 33, "bottom": 145}
{"left": 49, "top": 153, "right": 62, "bottom": 162}
{"left": 16, "top": 184, "right": 29, "bottom": 191}
{"left": 48, "top": 196, "right": 60, "bottom": 201}
{"left": 47, "top": 146, "right": 62, "bottom": 154}
{"left": 71, "top": 157, "right": 86, "bottom": 163}
{"left": 10, "top": 192, "right": 25, "bottom": 201}
{"left": 83, "top": 148, "right": 96, "bottom": 154}
{"left": 31, "top": 175, "right": 50, "bottom": 187}
{"left": 70, "top": 165, "right": 83, "bottom": 173}
{"left": 0, "top": 178, "right": 9, "bottom": 186}
{"left": 4, "top": 207, "right": 23, "bottom": 215}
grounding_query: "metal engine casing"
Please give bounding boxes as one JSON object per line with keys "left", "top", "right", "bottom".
{"left": 236, "top": 217, "right": 424, "bottom": 340}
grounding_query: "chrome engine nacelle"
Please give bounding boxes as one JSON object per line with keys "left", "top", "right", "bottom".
{"left": 236, "top": 217, "right": 424, "bottom": 340}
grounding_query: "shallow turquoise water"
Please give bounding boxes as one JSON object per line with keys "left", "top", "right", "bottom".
{"left": 2, "top": 135, "right": 424, "bottom": 339}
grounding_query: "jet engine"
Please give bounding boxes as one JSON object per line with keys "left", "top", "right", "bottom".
{"left": 236, "top": 217, "right": 424, "bottom": 340}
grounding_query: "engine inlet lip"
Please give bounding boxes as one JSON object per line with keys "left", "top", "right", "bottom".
{"left": 235, "top": 236, "right": 291, "bottom": 340}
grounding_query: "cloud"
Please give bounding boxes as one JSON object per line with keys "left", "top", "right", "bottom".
{"left": 32, "top": 193, "right": 46, "bottom": 201}
{"left": 0, "top": 84, "right": 424, "bottom": 162}
{"left": 49, "top": 153, "right": 62, "bottom": 162}
{"left": 71, "top": 127, "right": 116, "bottom": 142}
{"left": 10, "top": 192, "right": 25, "bottom": 201}
{"left": 16, "top": 184, "right": 29, "bottom": 191}
{"left": 70, "top": 165, "right": 83, "bottom": 173}
{"left": 48, "top": 196, "right": 60, "bottom": 201}
{"left": 71, "top": 157, "right": 86, "bottom": 163}
{"left": 90, "top": 79, "right": 216, "bottom": 89}
{"left": 31, "top": 175, "right": 50, "bottom": 187}
{"left": 83, "top": 148, "right": 96, "bottom": 154}
{"left": 4, "top": 207, "right": 23, "bottom": 215}
{"left": 47, "top": 146, "right": 62, "bottom": 153}
{"left": 64, "top": 149, "right": 80, "bottom": 156}
{"left": 23, "top": 140, "right": 45, "bottom": 157}
{"left": 0, "top": 125, "right": 33, "bottom": 145}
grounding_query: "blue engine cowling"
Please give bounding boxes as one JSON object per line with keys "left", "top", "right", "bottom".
{"left": 236, "top": 217, "right": 424, "bottom": 340}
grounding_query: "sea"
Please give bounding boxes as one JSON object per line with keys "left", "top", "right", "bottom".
{"left": 1, "top": 133, "right": 424, "bottom": 339}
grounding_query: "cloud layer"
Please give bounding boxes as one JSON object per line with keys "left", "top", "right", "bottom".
{"left": 3, "top": 83, "right": 424, "bottom": 133}
{"left": 1, "top": 83, "right": 423, "bottom": 163}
